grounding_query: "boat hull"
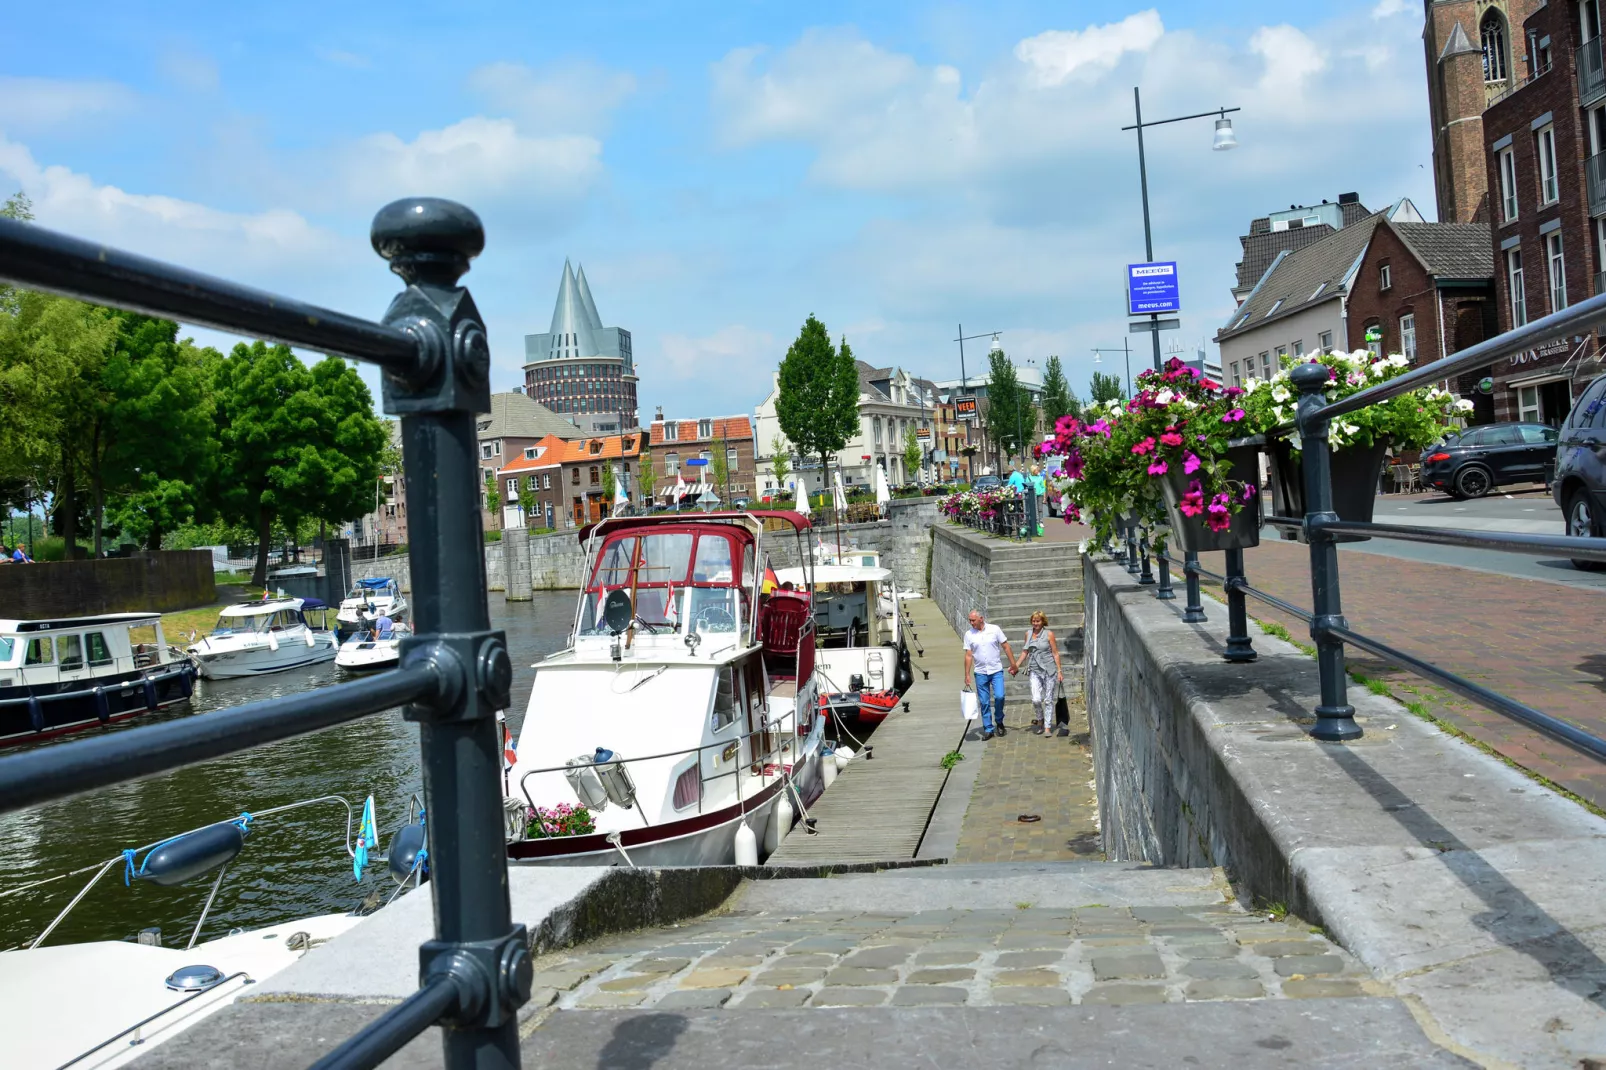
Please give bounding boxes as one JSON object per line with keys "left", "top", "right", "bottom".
{"left": 0, "top": 664, "right": 195, "bottom": 746}
{"left": 188, "top": 635, "right": 338, "bottom": 680}
{"left": 334, "top": 642, "right": 400, "bottom": 673}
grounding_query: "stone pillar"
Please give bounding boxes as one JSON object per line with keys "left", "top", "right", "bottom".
{"left": 503, "top": 530, "right": 532, "bottom": 601}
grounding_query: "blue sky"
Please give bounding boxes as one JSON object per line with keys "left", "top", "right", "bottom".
{"left": 2, "top": 0, "right": 1434, "bottom": 419}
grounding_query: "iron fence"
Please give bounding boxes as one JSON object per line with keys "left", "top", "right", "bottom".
{"left": 1115, "top": 293, "right": 1606, "bottom": 755}
{"left": 0, "top": 201, "right": 529, "bottom": 1068}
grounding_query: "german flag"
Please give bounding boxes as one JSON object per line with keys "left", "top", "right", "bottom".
{"left": 761, "top": 565, "right": 779, "bottom": 596}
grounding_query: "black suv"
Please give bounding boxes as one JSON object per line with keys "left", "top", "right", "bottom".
{"left": 1553, "top": 374, "right": 1606, "bottom": 571}
{"left": 1419, "top": 421, "right": 1558, "bottom": 499}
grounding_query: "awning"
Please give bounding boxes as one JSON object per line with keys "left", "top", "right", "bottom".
{"left": 658, "top": 481, "right": 710, "bottom": 500}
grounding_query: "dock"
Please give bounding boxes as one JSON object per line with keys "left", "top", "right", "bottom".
{"left": 767, "top": 596, "right": 968, "bottom": 865}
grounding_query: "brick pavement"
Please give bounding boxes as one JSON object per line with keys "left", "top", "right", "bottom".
{"left": 1036, "top": 514, "right": 1606, "bottom": 810}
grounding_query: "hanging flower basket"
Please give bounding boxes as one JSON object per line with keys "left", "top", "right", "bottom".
{"left": 1160, "top": 441, "right": 1263, "bottom": 553}
{"left": 1266, "top": 437, "right": 1390, "bottom": 543}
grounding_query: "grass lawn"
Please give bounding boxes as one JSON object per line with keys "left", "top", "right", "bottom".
{"left": 160, "top": 583, "right": 251, "bottom": 641}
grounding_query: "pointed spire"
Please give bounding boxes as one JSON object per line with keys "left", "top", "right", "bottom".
{"left": 1440, "top": 21, "right": 1477, "bottom": 59}
{"left": 574, "top": 264, "right": 604, "bottom": 330}
{"left": 548, "top": 259, "right": 586, "bottom": 338}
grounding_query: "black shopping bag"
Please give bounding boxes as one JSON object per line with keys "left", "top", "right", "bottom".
{"left": 1054, "top": 695, "right": 1070, "bottom": 726}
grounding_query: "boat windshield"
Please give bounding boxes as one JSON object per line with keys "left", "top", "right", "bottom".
{"left": 0, "top": 637, "right": 12, "bottom": 664}
{"left": 578, "top": 528, "right": 748, "bottom": 638}
{"left": 214, "top": 608, "right": 298, "bottom": 634}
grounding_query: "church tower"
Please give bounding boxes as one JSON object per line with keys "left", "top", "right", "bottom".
{"left": 1423, "top": 0, "right": 1539, "bottom": 223}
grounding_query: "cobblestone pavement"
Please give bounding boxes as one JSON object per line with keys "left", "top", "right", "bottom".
{"left": 952, "top": 697, "right": 1101, "bottom": 863}
{"left": 1037, "top": 517, "right": 1606, "bottom": 811}
{"left": 529, "top": 898, "right": 1377, "bottom": 1012}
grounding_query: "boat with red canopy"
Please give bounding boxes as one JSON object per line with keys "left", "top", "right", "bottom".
{"left": 504, "top": 511, "right": 826, "bottom": 866}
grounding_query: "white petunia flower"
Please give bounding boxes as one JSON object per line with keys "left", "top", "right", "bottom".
{"left": 1243, "top": 378, "right": 1262, "bottom": 393}
{"left": 1156, "top": 388, "right": 1175, "bottom": 405}
{"left": 1455, "top": 398, "right": 1475, "bottom": 412}
{"left": 1271, "top": 385, "right": 1291, "bottom": 403}
{"left": 1388, "top": 353, "right": 1409, "bottom": 368}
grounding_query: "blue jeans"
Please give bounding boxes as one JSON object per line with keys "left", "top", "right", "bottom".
{"left": 974, "top": 671, "right": 1006, "bottom": 732}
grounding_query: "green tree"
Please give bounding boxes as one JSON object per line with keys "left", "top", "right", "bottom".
{"left": 600, "top": 460, "right": 617, "bottom": 507}
{"left": 1090, "top": 370, "right": 1126, "bottom": 405}
{"left": 776, "top": 316, "right": 860, "bottom": 492}
{"left": 984, "top": 348, "right": 1035, "bottom": 462}
{"left": 484, "top": 470, "right": 501, "bottom": 526}
{"left": 638, "top": 450, "right": 656, "bottom": 502}
{"left": 902, "top": 424, "right": 922, "bottom": 483}
{"left": 769, "top": 435, "right": 791, "bottom": 496}
{"left": 209, "top": 341, "right": 387, "bottom": 584}
{"left": 1, "top": 191, "right": 34, "bottom": 317}
{"left": 710, "top": 436, "right": 729, "bottom": 500}
{"left": 1039, "top": 354, "right": 1080, "bottom": 425}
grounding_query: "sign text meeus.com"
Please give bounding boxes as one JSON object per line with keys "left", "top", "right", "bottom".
{"left": 1127, "top": 261, "right": 1181, "bottom": 316}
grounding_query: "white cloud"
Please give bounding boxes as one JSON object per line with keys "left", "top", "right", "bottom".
{"left": 158, "top": 48, "right": 220, "bottom": 92}
{"left": 468, "top": 60, "right": 635, "bottom": 136}
{"left": 0, "top": 77, "right": 137, "bottom": 132}
{"left": 1249, "top": 25, "right": 1329, "bottom": 100}
{"left": 1014, "top": 10, "right": 1165, "bottom": 86}
{"left": 315, "top": 47, "right": 372, "bottom": 70}
{"left": 1372, "top": 0, "right": 1410, "bottom": 18}
{"left": 341, "top": 117, "right": 603, "bottom": 205}
{"left": 656, "top": 325, "right": 777, "bottom": 389}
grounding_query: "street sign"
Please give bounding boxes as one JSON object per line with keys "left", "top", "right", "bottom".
{"left": 685, "top": 457, "right": 709, "bottom": 466}
{"left": 916, "top": 428, "right": 931, "bottom": 440}
{"left": 955, "top": 396, "right": 978, "bottom": 420}
{"left": 1127, "top": 261, "right": 1181, "bottom": 316}
{"left": 1129, "top": 318, "right": 1181, "bottom": 333}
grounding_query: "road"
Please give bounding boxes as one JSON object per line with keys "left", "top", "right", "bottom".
{"left": 1273, "top": 483, "right": 1606, "bottom": 592}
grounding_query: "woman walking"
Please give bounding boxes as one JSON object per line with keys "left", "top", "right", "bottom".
{"left": 1016, "top": 611, "right": 1064, "bottom": 737}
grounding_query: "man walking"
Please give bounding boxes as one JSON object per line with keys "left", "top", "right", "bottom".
{"left": 963, "top": 609, "right": 1016, "bottom": 739}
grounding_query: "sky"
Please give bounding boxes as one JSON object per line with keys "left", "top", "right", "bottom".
{"left": 1, "top": 0, "right": 1438, "bottom": 420}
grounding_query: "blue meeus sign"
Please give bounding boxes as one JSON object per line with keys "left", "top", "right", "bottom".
{"left": 1127, "top": 261, "right": 1181, "bottom": 316}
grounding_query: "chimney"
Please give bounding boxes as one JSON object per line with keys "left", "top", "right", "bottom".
{"left": 1338, "top": 192, "right": 1359, "bottom": 205}
{"left": 654, "top": 405, "right": 664, "bottom": 422}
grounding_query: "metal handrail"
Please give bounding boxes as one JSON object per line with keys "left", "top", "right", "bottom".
{"left": 0, "top": 201, "right": 528, "bottom": 1070}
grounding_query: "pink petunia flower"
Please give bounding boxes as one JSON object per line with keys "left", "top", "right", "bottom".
{"left": 1184, "top": 452, "right": 1201, "bottom": 474}
{"left": 1148, "top": 460, "right": 1168, "bottom": 476}
{"left": 1221, "top": 408, "right": 1246, "bottom": 423}
{"left": 1159, "top": 430, "right": 1184, "bottom": 448}
{"left": 1131, "top": 437, "right": 1156, "bottom": 456}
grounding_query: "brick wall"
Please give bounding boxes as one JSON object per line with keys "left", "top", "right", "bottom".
{"left": 0, "top": 551, "right": 216, "bottom": 617}
{"left": 1344, "top": 225, "right": 1497, "bottom": 366}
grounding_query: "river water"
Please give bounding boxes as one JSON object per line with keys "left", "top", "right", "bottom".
{"left": 0, "top": 590, "right": 578, "bottom": 951}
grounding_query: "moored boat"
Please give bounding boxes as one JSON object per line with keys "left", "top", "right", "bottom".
{"left": 184, "top": 597, "right": 337, "bottom": 680}
{"left": 0, "top": 614, "right": 196, "bottom": 746}
{"left": 505, "top": 510, "right": 826, "bottom": 866}
{"left": 335, "top": 577, "right": 408, "bottom": 639}
{"left": 333, "top": 623, "right": 409, "bottom": 673}
{"left": 775, "top": 559, "right": 914, "bottom": 728}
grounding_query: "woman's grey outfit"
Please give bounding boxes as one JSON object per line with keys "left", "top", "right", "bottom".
{"left": 1022, "top": 628, "right": 1058, "bottom": 729}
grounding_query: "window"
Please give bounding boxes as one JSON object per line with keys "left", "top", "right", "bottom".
{"left": 86, "top": 632, "right": 113, "bottom": 667}
{"left": 661, "top": 423, "right": 678, "bottom": 442}
{"left": 480, "top": 443, "right": 493, "bottom": 460}
{"left": 1266, "top": 298, "right": 1283, "bottom": 317}
{"left": 1292, "top": 340, "right": 1305, "bottom": 358}
{"left": 1310, "top": 282, "right": 1326, "bottom": 300}
{"left": 697, "top": 419, "right": 712, "bottom": 439}
{"left": 1229, "top": 360, "right": 1241, "bottom": 386}
{"left": 524, "top": 447, "right": 537, "bottom": 460}
{"left": 873, "top": 417, "right": 883, "bottom": 446}
{"left": 1400, "top": 314, "right": 1417, "bottom": 362}
{"left": 1365, "top": 323, "right": 1382, "bottom": 358}
{"left": 726, "top": 447, "right": 739, "bottom": 470}
{"left": 1259, "top": 352, "right": 1272, "bottom": 378}
{"left": 1508, "top": 249, "right": 1528, "bottom": 326}
{"left": 56, "top": 634, "right": 83, "bottom": 669}
{"left": 664, "top": 451, "right": 680, "bottom": 474}
{"left": 712, "top": 666, "right": 741, "bottom": 730}
{"left": 1547, "top": 233, "right": 1567, "bottom": 310}
{"left": 1319, "top": 330, "right": 1334, "bottom": 353}
{"left": 1520, "top": 424, "right": 1559, "bottom": 444}
{"left": 25, "top": 637, "right": 54, "bottom": 665}
{"left": 1531, "top": 31, "right": 1552, "bottom": 75}
{"left": 1537, "top": 125, "right": 1559, "bottom": 204}
{"left": 543, "top": 473, "right": 552, "bottom": 490}
{"left": 1275, "top": 345, "right": 1288, "bottom": 365}
{"left": 570, "top": 468, "right": 580, "bottom": 485}
{"left": 1518, "top": 385, "right": 1543, "bottom": 423}
{"left": 589, "top": 466, "right": 600, "bottom": 485}
{"left": 672, "top": 762, "right": 703, "bottom": 811}
{"left": 506, "top": 478, "right": 518, "bottom": 497}
{"left": 1499, "top": 148, "right": 1519, "bottom": 222}
{"left": 1481, "top": 10, "right": 1508, "bottom": 82}
{"left": 1379, "top": 262, "right": 1392, "bottom": 291}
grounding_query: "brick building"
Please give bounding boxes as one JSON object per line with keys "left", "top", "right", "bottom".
{"left": 1425, "top": 0, "right": 1545, "bottom": 223}
{"left": 521, "top": 260, "right": 639, "bottom": 434}
{"left": 647, "top": 413, "right": 756, "bottom": 506}
{"left": 494, "top": 431, "right": 644, "bottom": 530}
{"left": 1479, "top": 0, "right": 1606, "bottom": 425}
{"left": 476, "top": 391, "right": 583, "bottom": 529}
{"left": 1345, "top": 218, "right": 1497, "bottom": 421}
{"left": 1230, "top": 194, "right": 1371, "bottom": 305}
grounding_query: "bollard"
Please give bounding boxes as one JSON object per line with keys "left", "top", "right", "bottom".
{"left": 1137, "top": 526, "right": 1155, "bottom": 585}
{"left": 1124, "top": 518, "right": 1141, "bottom": 575}
{"left": 1155, "top": 544, "right": 1176, "bottom": 600}
{"left": 1181, "top": 551, "right": 1206, "bottom": 623}
{"left": 1222, "top": 548, "right": 1256, "bottom": 662}
{"left": 1292, "top": 362, "right": 1360, "bottom": 741}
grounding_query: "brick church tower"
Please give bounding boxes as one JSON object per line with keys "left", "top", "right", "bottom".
{"left": 1424, "top": 0, "right": 1540, "bottom": 223}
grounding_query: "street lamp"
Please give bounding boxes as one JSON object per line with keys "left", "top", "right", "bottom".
{"left": 954, "top": 325, "right": 1002, "bottom": 480}
{"left": 1092, "top": 341, "right": 1135, "bottom": 398}
{"left": 1121, "top": 88, "right": 1241, "bottom": 622}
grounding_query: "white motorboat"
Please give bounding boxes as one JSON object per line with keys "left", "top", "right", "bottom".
{"left": 0, "top": 794, "right": 426, "bottom": 1070}
{"left": 184, "top": 598, "right": 337, "bottom": 680}
{"left": 774, "top": 558, "right": 914, "bottom": 727}
{"left": 506, "top": 510, "right": 828, "bottom": 867}
{"left": 334, "top": 623, "right": 409, "bottom": 673}
{"left": 0, "top": 613, "right": 196, "bottom": 746}
{"left": 335, "top": 577, "right": 408, "bottom": 638}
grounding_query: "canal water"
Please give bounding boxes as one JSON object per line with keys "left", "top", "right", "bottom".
{"left": 0, "top": 591, "right": 578, "bottom": 951}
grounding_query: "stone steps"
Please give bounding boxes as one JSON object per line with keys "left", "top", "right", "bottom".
{"left": 516, "top": 861, "right": 1456, "bottom": 1065}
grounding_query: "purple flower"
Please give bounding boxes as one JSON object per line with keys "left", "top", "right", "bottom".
{"left": 1221, "top": 408, "right": 1246, "bottom": 423}
{"left": 1184, "top": 452, "right": 1201, "bottom": 474}
{"left": 1148, "top": 460, "right": 1168, "bottom": 476}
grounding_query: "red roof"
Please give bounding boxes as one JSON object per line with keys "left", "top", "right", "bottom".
{"left": 496, "top": 432, "right": 643, "bottom": 477}
{"left": 648, "top": 415, "right": 753, "bottom": 446}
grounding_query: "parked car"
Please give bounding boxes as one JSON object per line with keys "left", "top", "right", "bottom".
{"left": 1553, "top": 374, "right": 1606, "bottom": 571}
{"left": 972, "top": 474, "right": 1003, "bottom": 491}
{"left": 1418, "top": 421, "right": 1559, "bottom": 499}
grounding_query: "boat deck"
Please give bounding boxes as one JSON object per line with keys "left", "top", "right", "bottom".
{"left": 767, "top": 597, "right": 965, "bottom": 866}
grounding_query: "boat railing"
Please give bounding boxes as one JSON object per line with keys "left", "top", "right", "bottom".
{"left": 6, "top": 647, "right": 175, "bottom": 688}
{"left": 513, "top": 720, "right": 797, "bottom": 833}
{"left": 0, "top": 658, "right": 193, "bottom": 712}
{"left": 6, "top": 795, "right": 359, "bottom": 951}
{"left": 0, "top": 199, "right": 530, "bottom": 1069}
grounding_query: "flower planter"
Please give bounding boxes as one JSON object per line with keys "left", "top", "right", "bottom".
{"left": 1158, "top": 442, "right": 1262, "bottom": 553}
{"left": 1267, "top": 437, "right": 1390, "bottom": 543}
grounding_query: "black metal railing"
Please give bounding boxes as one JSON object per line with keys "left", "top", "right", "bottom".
{"left": 1130, "top": 293, "right": 1606, "bottom": 756}
{"left": 1581, "top": 35, "right": 1606, "bottom": 108}
{"left": 0, "top": 201, "right": 529, "bottom": 1069}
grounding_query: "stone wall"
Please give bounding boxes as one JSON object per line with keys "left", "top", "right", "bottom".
{"left": 0, "top": 551, "right": 216, "bottom": 616}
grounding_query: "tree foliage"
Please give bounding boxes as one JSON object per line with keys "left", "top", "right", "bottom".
{"left": 769, "top": 435, "right": 791, "bottom": 492}
{"left": 776, "top": 315, "right": 860, "bottom": 482}
{"left": 1090, "top": 370, "right": 1127, "bottom": 405}
{"left": 638, "top": 451, "right": 656, "bottom": 500}
{"left": 984, "top": 348, "right": 1036, "bottom": 462}
{"left": 902, "top": 424, "right": 922, "bottom": 482}
{"left": 1039, "top": 355, "right": 1080, "bottom": 424}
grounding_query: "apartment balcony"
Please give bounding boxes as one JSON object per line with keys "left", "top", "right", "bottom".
{"left": 1597, "top": 270, "right": 1606, "bottom": 298}
{"left": 1582, "top": 36, "right": 1606, "bottom": 108}
{"left": 1590, "top": 151, "right": 1606, "bottom": 218}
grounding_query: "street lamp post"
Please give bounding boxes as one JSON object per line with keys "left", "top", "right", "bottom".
{"left": 954, "top": 325, "right": 1002, "bottom": 480}
{"left": 1122, "top": 87, "right": 1239, "bottom": 622}
{"left": 1091, "top": 341, "right": 1134, "bottom": 398}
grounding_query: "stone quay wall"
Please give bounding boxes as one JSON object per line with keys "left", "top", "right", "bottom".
{"left": 361, "top": 497, "right": 942, "bottom": 596}
{"left": 0, "top": 550, "right": 215, "bottom": 617}
{"left": 1083, "top": 552, "right": 1606, "bottom": 1068}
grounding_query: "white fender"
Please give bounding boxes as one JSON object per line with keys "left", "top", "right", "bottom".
{"left": 834, "top": 746, "right": 855, "bottom": 772}
{"left": 268, "top": 632, "right": 280, "bottom": 652}
{"left": 733, "top": 821, "right": 758, "bottom": 866}
{"left": 821, "top": 751, "right": 838, "bottom": 789}
{"left": 767, "top": 794, "right": 793, "bottom": 854}
{"left": 305, "top": 629, "right": 316, "bottom": 648}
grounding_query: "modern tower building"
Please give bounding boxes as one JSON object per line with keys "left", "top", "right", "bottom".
{"left": 523, "top": 260, "right": 638, "bottom": 433}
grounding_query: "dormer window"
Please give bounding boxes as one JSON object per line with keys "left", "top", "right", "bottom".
{"left": 661, "top": 423, "right": 678, "bottom": 442}
{"left": 698, "top": 418, "right": 712, "bottom": 439}
{"left": 524, "top": 447, "right": 537, "bottom": 460}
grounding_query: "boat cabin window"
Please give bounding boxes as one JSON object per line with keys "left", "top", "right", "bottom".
{"left": 85, "top": 632, "right": 113, "bottom": 667}
{"left": 56, "top": 634, "right": 84, "bottom": 670}
{"left": 693, "top": 537, "right": 733, "bottom": 584}
{"left": 0, "top": 637, "right": 13, "bottom": 664}
{"left": 25, "top": 637, "right": 54, "bottom": 665}
{"left": 712, "top": 666, "right": 741, "bottom": 730}
{"left": 687, "top": 587, "right": 740, "bottom": 633}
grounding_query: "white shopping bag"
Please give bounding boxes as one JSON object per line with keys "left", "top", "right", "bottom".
{"left": 960, "top": 689, "right": 980, "bottom": 721}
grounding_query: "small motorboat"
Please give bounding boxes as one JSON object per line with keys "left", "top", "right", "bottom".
{"left": 775, "top": 559, "right": 914, "bottom": 726}
{"left": 184, "top": 597, "right": 337, "bottom": 680}
{"left": 334, "top": 624, "right": 409, "bottom": 673}
{"left": 856, "top": 689, "right": 900, "bottom": 725}
{"left": 0, "top": 613, "right": 196, "bottom": 745}
{"left": 336, "top": 577, "right": 408, "bottom": 639}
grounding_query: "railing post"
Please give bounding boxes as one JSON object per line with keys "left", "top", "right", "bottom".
{"left": 1155, "top": 539, "right": 1175, "bottom": 600}
{"left": 374, "top": 199, "right": 528, "bottom": 1069}
{"left": 1181, "top": 552, "right": 1206, "bottom": 622}
{"left": 1222, "top": 548, "right": 1256, "bottom": 662}
{"left": 1292, "top": 362, "right": 1361, "bottom": 742}
{"left": 1124, "top": 517, "right": 1141, "bottom": 575}
{"left": 1137, "top": 525, "right": 1155, "bottom": 585}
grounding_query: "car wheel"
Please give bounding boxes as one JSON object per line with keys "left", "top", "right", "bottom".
{"left": 1454, "top": 466, "right": 1492, "bottom": 499}
{"left": 1567, "top": 490, "right": 1606, "bottom": 571}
